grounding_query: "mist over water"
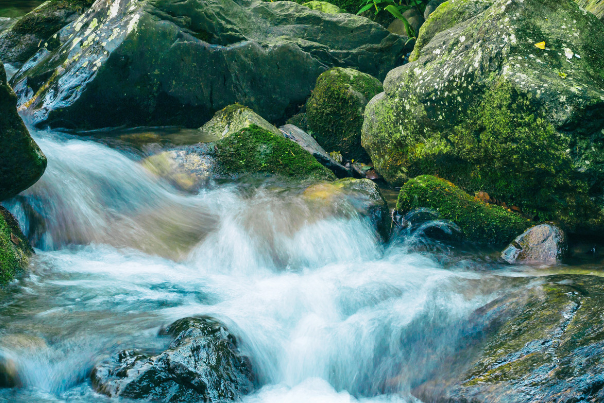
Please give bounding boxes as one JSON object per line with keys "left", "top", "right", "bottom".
{"left": 0, "top": 130, "right": 505, "bottom": 402}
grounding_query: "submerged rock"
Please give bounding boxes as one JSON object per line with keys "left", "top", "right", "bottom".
{"left": 396, "top": 175, "right": 531, "bottom": 245}
{"left": 362, "top": 0, "right": 604, "bottom": 235}
{"left": 279, "top": 124, "right": 351, "bottom": 178}
{"left": 306, "top": 67, "right": 383, "bottom": 162}
{"left": 199, "top": 104, "right": 281, "bottom": 142}
{"left": 0, "top": 0, "right": 92, "bottom": 64}
{"left": 304, "top": 178, "right": 390, "bottom": 241}
{"left": 11, "top": 0, "right": 409, "bottom": 130}
{"left": 92, "top": 317, "right": 253, "bottom": 402}
{"left": 502, "top": 224, "right": 567, "bottom": 265}
{"left": 0, "top": 62, "right": 46, "bottom": 202}
{"left": 415, "top": 274, "right": 604, "bottom": 403}
{"left": 0, "top": 206, "right": 34, "bottom": 285}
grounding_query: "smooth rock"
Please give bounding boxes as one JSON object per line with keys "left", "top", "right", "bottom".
{"left": 92, "top": 317, "right": 253, "bottom": 402}
{"left": 279, "top": 124, "right": 351, "bottom": 178}
{"left": 11, "top": 0, "right": 410, "bottom": 130}
{"left": 502, "top": 224, "right": 567, "bottom": 264}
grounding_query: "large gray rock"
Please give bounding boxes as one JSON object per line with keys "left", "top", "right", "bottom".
{"left": 361, "top": 0, "right": 604, "bottom": 235}
{"left": 91, "top": 317, "right": 253, "bottom": 402}
{"left": 0, "top": 62, "right": 46, "bottom": 201}
{"left": 502, "top": 224, "right": 567, "bottom": 264}
{"left": 0, "top": 0, "right": 92, "bottom": 65}
{"left": 11, "top": 0, "right": 410, "bottom": 130}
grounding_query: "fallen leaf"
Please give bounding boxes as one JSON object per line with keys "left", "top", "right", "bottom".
{"left": 534, "top": 41, "right": 546, "bottom": 50}
{"left": 10, "top": 233, "right": 20, "bottom": 246}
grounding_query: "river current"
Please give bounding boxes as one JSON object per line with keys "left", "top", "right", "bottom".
{"left": 0, "top": 129, "right": 537, "bottom": 402}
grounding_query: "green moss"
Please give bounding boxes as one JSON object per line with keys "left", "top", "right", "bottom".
{"left": 0, "top": 207, "right": 32, "bottom": 286}
{"left": 306, "top": 67, "right": 382, "bottom": 162}
{"left": 264, "top": 0, "right": 358, "bottom": 13}
{"left": 397, "top": 175, "right": 532, "bottom": 244}
{"left": 302, "top": 1, "right": 342, "bottom": 13}
{"left": 213, "top": 124, "right": 336, "bottom": 181}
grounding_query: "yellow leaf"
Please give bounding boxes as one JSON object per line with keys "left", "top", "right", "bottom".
{"left": 534, "top": 41, "right": 546, "bottom": 50}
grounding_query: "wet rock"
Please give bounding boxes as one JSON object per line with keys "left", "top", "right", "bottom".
{"left": 0, "top": 0, "right": 92, "bottom": 64}
{"left": 415, "top": 274, "right": 604, "bottom": 403}
{"left": 362, "top": 0, "right": 604, "bottom": 235}
{"left": 0, "top": 206, "right": 34, "bottom": 285}
{"left": 279, "top": 124, "right": 351, "bottom": 178}
{"left": 304, "top": 178, "right": 390, "bottom": 241}
{"left": 92, "top": 317, "right": 253, "bottom": 402}
{"left": 0, "top": 62, "right": 46, "bottom": 202}
{"left": 574, "top": 0, "right": 604, "bottom": 20}
{"left": 306, "top": 67, "right": 382, "bottom": 162}
{"left": 423, "top": 0, "right": 447, "bottom": 19}
{"left": 199, "top": 104, "right": 281, "bottom": 142}
{"left": 11, "top": 0, "right": 410, "bottom": 130}
{"left": 302, "top": 1, "right": 342, "bottom": 13}
{"left": 387, "top": 9, "right": 424, "bottom": 37}
{"left": 502, "top": 224, "right": 567, "bottom": 265}
{"left": 397, "top": 175, "right": 532, "bottom": 245}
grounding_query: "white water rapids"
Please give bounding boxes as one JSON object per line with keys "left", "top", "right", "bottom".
{"left": 0, "top": 129, "right": 511, "bottom": 402}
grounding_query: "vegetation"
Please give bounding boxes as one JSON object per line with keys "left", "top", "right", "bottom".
{"left": 357, "top": 0, "right": 428, "bottom": 37}
{"left": 0, "top": 207, "right": 32, "bottom": 286}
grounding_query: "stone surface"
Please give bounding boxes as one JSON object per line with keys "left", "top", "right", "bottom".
{"left": 502, "top": 224, "right": 567, "bottom": 264}
{"left": 415, "top": 274, "right": 604, "bottom": 403}
{"left": 397, "top": 175, "right": 531, "bottom": 245}
{"left": 362, "top": 0, "right": 604, "bottom": 235}
{"left": 0, "top": 0, "right": 92, "bottom": 64}
{"left": 0, "top": 62, "right": 46, "bottom": 202}
{"left": 423, "top": 0, "right": 447, "bottom": 20}
{"left": 279, "top": 124, "right": 351, "bottom": 178}
{"left": 92, "top": 317, "right": 253, "bottom": 402}
{"left": 302, "top": 1, "right": 342, "bottom": 13}
{"left": 11, "top": 0, "right": 410, "bottom": 130}
{"left": 306, "top": 67, "right": 383, "bottom": 162}
{"left": 199, "top": 104, "right": 281, "bottom": 142}
{"left": 0, "top": 206, "right": 33, "bottom": 285}
{"left": 303, "top": 178, "right": 390, "bottom": 241}
{"left": 387, "top": 8, "right": 424, "bottom": 37}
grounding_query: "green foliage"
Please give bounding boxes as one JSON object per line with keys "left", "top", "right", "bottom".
{"left": 0, "top": 207, "right": 31, "bottom": 286}
{"left": 397, "top": 175, "right": 532, "bottom": 244}
{"left": 357, "top": 0, "right": 427, "bottom": 37}
{"left": 213, "top": 124, "right": 335, "bottom": 181}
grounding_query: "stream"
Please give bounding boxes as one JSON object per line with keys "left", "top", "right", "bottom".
{"left": 0, "top": 129, "right": 600, "bottom": 402}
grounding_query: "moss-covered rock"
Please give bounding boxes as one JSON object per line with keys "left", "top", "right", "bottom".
{"left": 0, "top": 62, "right": 46, "bottom": 201}
{"left": 302, "top": 1, "right": 342, "bottom": 13}
{"left": 199, "top": 104, "right": 281, "bottom": 142}
{"left": 0, "top": 207, "right": 33, "bottom": 286}
{"left": 0, "top": 0, "right": 93, "bottom": 64}
{"left": 213, "top": 124, "right": 336, "bottom": 181}
{"left": 397, "top": 175, "right": 531, "bottom": 244}
{"left": 266, "top": 0, "right": 359, "bottom": 14}
{"left": 574, "top": 0, "right": 604, "bottom": 20}
{"left": 362, "top": 0, "right": 604, "bottom": 235}
{"left": 306, "top": 67, "right": 383, "bottom": 162}
{"left": 415, "top": 274, "right": 604, "bottom": 403}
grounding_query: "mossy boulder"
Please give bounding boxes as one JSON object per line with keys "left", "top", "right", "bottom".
{"left": 362, "top": 0, "right": 604, "bottom": 235}
{"left": 213, "top": 125, "right": 336, "bottom": 181}
{"left": 302, "top": 1, "right": 342, "bottom": 13}
{"left": 11, "top": 0, "right": 410, "bottom": 130}
{"left": 415, "top": 274, "right": 604, "bottom": 402}
{"left": 575, "top": 0, "right": 604, "bottom": 20}
{"left": 199, "top": 104, "right": 281, "bottom": 142}
{"left": 92, "top": 317, "right": 253, "bottom": 401}
{"left": 306, "top": 67, "right": 383, "bottom": 162}
{"left": 0, "top": 62, "right": 46, "bottom": 201}
{"left": 0, "top": 0, "right": 93, "bottom": 64}
{"left": 397, "top": 175, "right": 531, "bottom": 244}
{"left": 0, "top": 207, "right": 33, "bottom": 286}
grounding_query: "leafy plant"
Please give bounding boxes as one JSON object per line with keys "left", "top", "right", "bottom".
{"left": 357, "top": 0, "right": 427, "bottom": 38}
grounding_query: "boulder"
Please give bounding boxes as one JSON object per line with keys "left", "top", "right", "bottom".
{"left": 415, "top": 274, "right": 604, "bottom": 403}
{"left": 199, "top": 104, "right": 281, "bottom": 142}
{"left": 387, "top": 9, "right": 424, "bottom": 37}
{"left": 502, "top": 224, "right": 567, "bottom": 264}
{"left": 0, "top": 62, "right": 47, "bottom": 201}
{"left": 574, "top": 0, "right": 604, "bottom": 20}
{"left": 362, "top": 0, "right": 604, "bottom": 235}
{"left": 306, "top": 67, "right": 383, "bottom": 162}
{"left": 11, "top": 0, "right": 410, "bottom": 130}
{"left": 0, "top": 206, "right": 34, "bottom": 285}
{"left": 397, "top": 175, "right": 531, "bottom": 244}
{"left": 0, "top": 0, "right": 92, "bottom": 64}
{"left": 302, "top": 1, "right": 342, "bottom": 13}
{"left": 303, "top": 178, "right": 390, "bottom": 241}
{"left": 92, "top": 317, "right": 253, "bottom": 402}
{"left": 279, "top": 124, "right": 351, "bottom": 178}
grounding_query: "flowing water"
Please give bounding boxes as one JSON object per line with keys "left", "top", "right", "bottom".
{"left": 0, "top": 129, "right": 596, "bottom": 402}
